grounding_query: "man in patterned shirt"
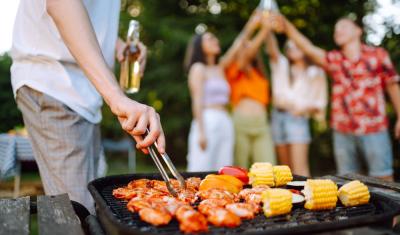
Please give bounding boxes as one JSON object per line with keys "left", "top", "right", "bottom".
{"left": 271, "top": 15, "right": 400, "bottom": 181}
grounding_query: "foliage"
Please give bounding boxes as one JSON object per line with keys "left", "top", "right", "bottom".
{"left": 0, "top": 55, "right": 22, "bottom": 132}
{"left": 110, "top": 0, "right": 399, "bottom": 171}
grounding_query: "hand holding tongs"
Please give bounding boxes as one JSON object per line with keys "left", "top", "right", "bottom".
{"left": 145, "top": 129, "right": 186, "bottom": 197}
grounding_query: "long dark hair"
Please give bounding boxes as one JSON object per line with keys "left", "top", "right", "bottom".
{"left": 284, "top": 40, "right": 312, "bottom": 67}
{"left": 184, "top": 34, "right": 206, "bottom": 73}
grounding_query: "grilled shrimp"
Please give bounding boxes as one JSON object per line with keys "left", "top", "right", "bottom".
{"left": 138, "top": 207, "right": 172, "bottom": 226}
{"left": 127, "top": 198, "right": 152, "bottom": 213}
{"left": 225, "top": 203, "right": 256, "bottom": 219}
{"left": 150, "top": 196, "right": 187, "bottom": 215}
{"left": 177, "top": 188, "right": 197, "bottom": 204}
{"left": 176, "top": 205, "right": 208, "bottom": 233}
{"left": 196, "top": 188, "right": 239, "bottom": 202}
{"left": 185, "top": 177, "right": 201, "bottom": 190}
{"left": 112, "top": 187, "right": 143, "bottom": 200}
{"left": 200, "top": 198, "right": 232, "bottom": 207}
{"left": 206, "top": 207, "right": 241, "bottom": 227}
{"left": 239, "top": 186, "right": 269, "bottom": 205}
{"left": 127, "top": 179, "right": 151, "bottom": 189}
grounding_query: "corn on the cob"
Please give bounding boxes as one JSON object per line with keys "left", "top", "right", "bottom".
{"left": 338, "top": 180, "right": 370, "bottom": 207}
{"left": 273, "top": 165, "right": 293, "bottom": 186}
{"left": 304, "top": 179, "right": 338, "bottom": 211}
{"left": 248, "top": 162, "right": 274, "bottom": 187}
{"left": 261, "top": 189, "right": 292, "bottom": 217}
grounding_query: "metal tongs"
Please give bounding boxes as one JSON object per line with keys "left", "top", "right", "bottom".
{"left": 145, "top": 129, "right": 186, "bottom": 197}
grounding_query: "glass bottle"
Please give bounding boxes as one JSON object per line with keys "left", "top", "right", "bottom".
{"left": 258, "top": 0, "right": 279, "bottom": 16}
{"left": 120, "top": 20, "right": 141, "bottom": 94}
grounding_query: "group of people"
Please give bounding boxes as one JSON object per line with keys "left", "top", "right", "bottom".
{"left": 185, "top": 11, "right": 400, "bottom": 182}
{"left": 9, "top": 0, "right": 400, "bottom": 215}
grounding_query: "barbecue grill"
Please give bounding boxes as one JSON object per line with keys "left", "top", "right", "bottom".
{"left": 88, "top": 172, "right": 400, "bottom": 235}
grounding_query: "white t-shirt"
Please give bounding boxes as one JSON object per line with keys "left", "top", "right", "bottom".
{"left": 271, "top": 54, "right": 328, "bottom": 120}
{"left": 11, "top": 0, "right": 120, "bottom": 123}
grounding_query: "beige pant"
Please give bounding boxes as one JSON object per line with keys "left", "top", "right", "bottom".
{"left": 233, "top": 110, "right": 276, "bottom": 168}
{"left": 16, "top": 86, "right": 105, "bottom": 214}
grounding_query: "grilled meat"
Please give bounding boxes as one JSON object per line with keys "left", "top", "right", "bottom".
{"left": 176, "top": 205, "right": 208, "bottom": 233}
{"left": 196, "top": 188, "right": 239, "bottom": 202}
{"left": 138, "top": 207, "right": 172, "bottom": 226}
{"left": 225, "top": 203, "right": 256, "bottom": 219}
{"left": 205, "top": 207, "right": 241, "bottom": 227}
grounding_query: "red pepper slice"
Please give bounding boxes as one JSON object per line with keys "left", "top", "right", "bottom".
{"left": 218, "top": 166, "right": 249, "bottom": 184}
{"left": 289, "top": 189, "right": 302, "bottom": 195}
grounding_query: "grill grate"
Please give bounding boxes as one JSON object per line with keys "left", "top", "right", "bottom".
{"left": 88, "top": 172, "right": 396, "bottom": 235}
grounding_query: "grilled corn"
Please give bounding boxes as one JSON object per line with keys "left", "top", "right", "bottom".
{"left": 304, "top": 179, "right": 338, "bottom": 211}
{"left": 261, "top": 189, "right": 292, "bottom": 217}
{"left": 338, "top": 180, "right": 370, "bottom": 207}
{"left": 249, "top": 162, "right": 274, "bottom": 187}
{"left": 272, "top": 165, "right": 293, "bottom": 186}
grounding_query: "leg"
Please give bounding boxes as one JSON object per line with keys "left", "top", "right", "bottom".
{"left": 215, "top": 111, "right": 234, "bottom": 169}
{"left": 252, "top": 123, "right": 277, "bottom": 165}
{"left": 283, "top": 112, "right": 311, "bottom": 175}
{"left": 187, "top": 121, "right": 211, "bottom": 171}
{"left": 234, "top": 128, "right": 251, "bottom": 168}
{"left": 16, "top": 86, "right": 100, "bottom": 213}
{"left": 275, "top": 145, "right": 291, "bottom": 167}
{"left": 333, "top": 131, "right": 360, "bottom": 175}
{"left": 289, "top": 143, "right": 310, "bottom": 177}
{"left": 359, "top": 130, "right": 394, "bottom": 181}
{"left": 233, "top": 113, "right": 252, "bottom": 168}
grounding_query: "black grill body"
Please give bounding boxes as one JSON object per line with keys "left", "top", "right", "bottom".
{"left": 88, "top": 172, "right": 400, "bottom": 235}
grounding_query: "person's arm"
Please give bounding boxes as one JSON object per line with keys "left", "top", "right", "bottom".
{"left": 46, "top": 0, "right": 164, "bottom": 153}
{"left": 237, "top": 22, "right": 270, "bottom": 69}
{"left": 272, "top": 13, "right": 327, "bottom": 68}
{"left": 264, "top": 32, "right": 280, "bottom": 63}
{"left": 386, "top": 83, "right": 400, "bottom": 139}
{"left": 188, "top": 63, "right": 207, "bottom": 150}
{"left": 311, "top": 69, "right": 328, "bottom": 121}
{"left": 219, "top": 10, "right": 262, "bottom": 69}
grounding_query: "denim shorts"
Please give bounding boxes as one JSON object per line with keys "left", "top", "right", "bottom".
{"left": 271, "top": 109, "right": 311, "bottom": 145}
{"left": 333, "top": 130, "right": 393, "bottom": 177}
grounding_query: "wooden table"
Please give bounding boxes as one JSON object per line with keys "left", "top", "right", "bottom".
{"left": 0, "top": 194, "right": 87, "bottom": 235}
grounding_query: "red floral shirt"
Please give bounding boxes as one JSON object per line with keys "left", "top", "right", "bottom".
{"left": 325, "top": 45, "right": 399, "bottom": 135}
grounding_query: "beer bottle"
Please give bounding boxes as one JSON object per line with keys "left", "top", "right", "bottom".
{"left": 258, "top": 0, "right": 279, "bottom": 16}
{"left": 120, "top": 20, "right": 141, "bottom": 94}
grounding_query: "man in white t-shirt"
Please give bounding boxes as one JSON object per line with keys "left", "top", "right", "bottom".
{"left": 11, "top": 0, "right": 165, "bottom": 213}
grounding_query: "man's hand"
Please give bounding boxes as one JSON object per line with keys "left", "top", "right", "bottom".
{"left": 395, "top": 118, "right": 400, "bottom": 139}
{"left": 111, "top": 95, "right": 165, "bottom": 154}
{"left": 115, "top": 38, "right": 127, "bottom": 63}
{"left": 116, "top": 38, "right": 147, "bottom": 77}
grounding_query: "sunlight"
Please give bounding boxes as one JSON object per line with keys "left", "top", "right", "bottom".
{"left": 0, "top": 0, "right": 20, "bottom": 55}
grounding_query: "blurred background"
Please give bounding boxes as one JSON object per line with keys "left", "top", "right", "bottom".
{"left": 0, "top": 0, "right": 399, "bottom": 196}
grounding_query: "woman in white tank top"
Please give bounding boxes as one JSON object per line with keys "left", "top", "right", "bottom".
{"left": 184, "top": 32, "right": 234, "bottom": 171}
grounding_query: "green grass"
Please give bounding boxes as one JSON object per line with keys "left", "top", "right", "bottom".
{"left": 30, "top": 214, "right": 38, "bottom": 235}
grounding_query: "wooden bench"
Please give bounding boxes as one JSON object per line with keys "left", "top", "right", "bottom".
{"left": 0, "top": 194, "right": 87, "bottom": 235}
